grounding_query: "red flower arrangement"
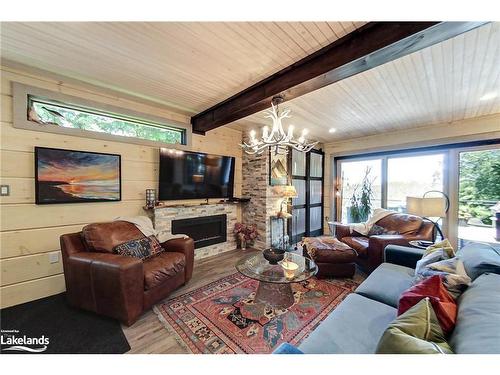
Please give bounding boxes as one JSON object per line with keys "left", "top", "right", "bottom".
{"left": 234, "top": 223, "right": 258, "bottom": 249}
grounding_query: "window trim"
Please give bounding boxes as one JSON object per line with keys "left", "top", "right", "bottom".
{"left": 13, "top": 83, "right": 192, "bottom": 148}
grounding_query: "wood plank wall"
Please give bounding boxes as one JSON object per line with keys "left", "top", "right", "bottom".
{"left": 0, "top": 66, "right": 243, "bottom": 308}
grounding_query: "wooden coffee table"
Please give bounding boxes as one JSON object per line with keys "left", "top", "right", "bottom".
{"left": 236, "top": 252, "right": 318, "bottom": 309}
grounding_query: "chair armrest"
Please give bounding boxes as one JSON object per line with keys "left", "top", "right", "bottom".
{"left": 334, "top": 223, "right": 353, "bottom": 240}
{"left": 66, "top": 252, "right": 144, "bottom": 325}
{"left": 384, "top": 245, "right": 425, "bottom": 269}
{"left": 161, "top": 237, "right": 195, "bottom": 282}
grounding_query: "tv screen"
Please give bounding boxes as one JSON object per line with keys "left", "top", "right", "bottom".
{"left": 159, "top": 149, "right": 235, "bottom": 200}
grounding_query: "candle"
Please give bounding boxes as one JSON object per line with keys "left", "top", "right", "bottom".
{"left": 282, "top": 261, "right": 298, "bottom": 279}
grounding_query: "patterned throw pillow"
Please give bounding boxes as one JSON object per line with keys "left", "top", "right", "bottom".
{"left": 113, "top": 235, "right": 163, "bottom": 260}
{"left": 367, "top": 224, "right": 399, "bottom": 236}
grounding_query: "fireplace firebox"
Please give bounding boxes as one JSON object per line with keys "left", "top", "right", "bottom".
{"left": 171, "top": 214, "right": 227, "bottom": 249}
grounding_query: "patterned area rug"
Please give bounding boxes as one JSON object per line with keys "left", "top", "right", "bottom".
{"left": 154, "top": 272, "right": 360, "bottom": 353}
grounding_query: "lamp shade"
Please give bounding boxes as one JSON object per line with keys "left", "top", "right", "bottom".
{"left": 406, "top": 196, "right": 446, "bottom": 218}
{"left": 281, "top": 185, "right": 298, "bottom": 198}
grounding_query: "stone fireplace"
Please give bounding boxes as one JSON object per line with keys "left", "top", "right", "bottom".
{"left": 152, "top": 203, "right": 237, "bottom": 259}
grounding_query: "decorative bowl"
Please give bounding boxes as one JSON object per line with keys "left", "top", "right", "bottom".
{"left": 263, "top": 248, "right": 286, "bottom": 265}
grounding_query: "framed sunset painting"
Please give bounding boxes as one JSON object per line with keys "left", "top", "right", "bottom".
{"left": 35, "top": 147, "right": 121, "bottom": 204}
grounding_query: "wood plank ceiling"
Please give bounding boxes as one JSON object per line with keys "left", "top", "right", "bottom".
{"left": 0, "top": 21, "right": 365, "bottom": 114}
{"left": 1, "top": 22, "right": 499, "bottom": 143}
{"left": 233, "top": 22, "right": 500, "bottom": 143}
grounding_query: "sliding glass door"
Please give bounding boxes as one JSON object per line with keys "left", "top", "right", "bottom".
{"left": 457, "top": 147, "right": 500, "bottom": 249}
{"left": 291, "top": 149, "right": 324, "bottom": 244}
{"left": 336, "top": 152, "right": 445, "bottom": 223}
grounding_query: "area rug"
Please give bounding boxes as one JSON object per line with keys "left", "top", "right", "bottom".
{"left": 154, "top": 273, "right": 359, "bottom": 353}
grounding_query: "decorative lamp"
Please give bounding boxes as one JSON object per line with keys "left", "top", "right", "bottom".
{"left": 406, "top": 191, "right": 449, "bottom": 240}
{"left": 279, "top": 185, "right": 298, "bottom": 216}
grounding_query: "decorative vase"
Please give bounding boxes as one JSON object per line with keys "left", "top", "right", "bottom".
{"left": 238, "top": 233, "right": 247, "bottom": 250}
{"left": 263, "top": 248, "right": 285, "bottom": 265}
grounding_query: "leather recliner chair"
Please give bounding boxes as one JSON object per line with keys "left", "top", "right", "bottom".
{"left": 334, "top": 213, "right": 434, "bottom": 273}
{"left": 60, "top": 221, "right": 194, "bottom": 326}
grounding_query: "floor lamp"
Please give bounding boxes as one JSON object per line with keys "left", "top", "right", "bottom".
{"left": 406, "top": 192, "right": 449, "bottom": 241}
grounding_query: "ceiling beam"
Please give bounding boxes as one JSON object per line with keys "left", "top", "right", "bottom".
{"left": 191, "top": 21, "right": 487, "bottom": 134}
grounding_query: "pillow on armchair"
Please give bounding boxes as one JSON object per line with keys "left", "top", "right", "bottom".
{"left": 367, "top": 224, "right": 399, "bottom": 236}
{"left": 114, "top": 235, "right": 163, "bottom": 260}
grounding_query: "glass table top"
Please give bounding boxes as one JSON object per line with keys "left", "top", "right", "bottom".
{"left": 236, "top": 251, "right": 318, "bottom": 284}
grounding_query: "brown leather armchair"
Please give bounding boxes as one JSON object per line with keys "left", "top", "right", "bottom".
{"left": 60, "top": 221, "right": 194, "bottom": 326}
{"left": 335, "top": 213, "right": 434, "bottom": 273}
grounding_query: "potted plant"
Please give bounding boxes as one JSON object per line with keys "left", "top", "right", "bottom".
{"left": 233, "top": 223, "right": 258, "bottom": 250}
{"left": 349, "top": 167, "right": 374, "bottom": 223}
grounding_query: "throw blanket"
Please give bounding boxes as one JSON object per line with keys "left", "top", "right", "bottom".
{"left": 114, "top": 216, "right": 188, "bottom": 242}
{"left": 414, "top": 239, "right": 471, "bottom": 298}
{"left": 349, "top": 208, "right": 394, "bottom": 236}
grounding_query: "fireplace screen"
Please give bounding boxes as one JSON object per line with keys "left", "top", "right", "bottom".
{"left": 171, "top": 214, "right": 227, "bottom": 249}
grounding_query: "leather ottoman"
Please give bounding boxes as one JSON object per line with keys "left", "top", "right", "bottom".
{"left": 302, "top": 236, "right": 358, "bottom": 278}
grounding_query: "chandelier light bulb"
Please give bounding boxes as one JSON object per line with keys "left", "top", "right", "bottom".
{"left": 298, "top": 136, "right": 305, "bottom": 143}
{"left": 250, "top": 129, "right": 256, "bottom": 138}
{"left": 262, "top": 126, "right": 269, "bottom": 139}
{"left": 287, "top": 125, "right": 294, "bottom": 139}
{"left": 301, "top": 128, "right": 309, "bottom": 136}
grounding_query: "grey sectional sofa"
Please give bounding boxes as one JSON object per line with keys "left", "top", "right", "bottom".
{"left": 276, "top": 243, "right": 500, "bottom": 354}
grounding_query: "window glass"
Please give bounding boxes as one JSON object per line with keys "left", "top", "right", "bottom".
{"left": 310, "top": 180, "right": 322, "bottom": 204}
{"left": 292, "top": 208, "right": 306, "bottom": 236}
{"left": 387, "top": 154, "right": 444, "bottom": 212}
{"left": 292, "top": 149, "right": 306, "bottom": 176}
{"left": 29, "top": 97, "right": 185, "bottom": 145}
{"left": 310, "top": 153, "right": 323, "bottom": 177}
{"left": 292, "top": 179, "right": 306, "bottom": 206}
{"left": 339, "top": 159, "right": 382, "bottom": 223}
{"left": 309, "top": 206, "right": 322, "bottom": 231}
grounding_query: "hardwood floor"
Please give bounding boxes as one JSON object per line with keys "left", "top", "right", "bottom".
{"left": 122, "top": 248, "right": 259, "bottom": 354}
{"left": 122, "top": 248, "right": 365, "bottom": 354}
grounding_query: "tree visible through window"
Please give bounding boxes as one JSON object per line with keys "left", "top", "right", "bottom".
{"left": 28, "top": 96, "right": 185, "bottom": 145}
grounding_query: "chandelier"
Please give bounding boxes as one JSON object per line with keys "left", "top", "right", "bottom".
{"left": 240, "top": 95, "right": 318, "bottom": 155}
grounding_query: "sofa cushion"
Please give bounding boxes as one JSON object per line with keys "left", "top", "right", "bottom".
{"left": 377, "top": 213, "right": 423, "bottom": 235}
{"left": 143, "top": 252, "right": 186, "bottom": 290}
{"left": 298, "top": 293, "right": 397, "bottom": 354}
{"left": 82, "top": 221, "right": 144, "bottom": 253}
{"left": 355, "top": 262, "right": 414, "bottom": 308}
{"left": 376, "top": 298, "right": 453, "bottom": 354}
{"left": 449, "top": 273, "right": 500, "bottom": 354}
{"left": 398, "top": 275, "right": 457, "bottom": 335}
{"left": 457, "top": 242, "right": 500, "bottom": 281}
{"left": 341, "top": 236, "right": 369, "bottom": 257}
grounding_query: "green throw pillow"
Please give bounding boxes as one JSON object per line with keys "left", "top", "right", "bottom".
{"left": 376, "top": 297, "right": 453, "bottom": 354}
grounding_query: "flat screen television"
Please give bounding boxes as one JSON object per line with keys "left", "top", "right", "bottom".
{"left": 159, "top": 149, "right": 235, "bottom": 200}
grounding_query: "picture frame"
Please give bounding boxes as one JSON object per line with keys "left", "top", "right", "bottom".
{"left": 269, "top": 148, "right": 290, "bottom": 186}
{"left": 35, "top": 146, "right": 122, "bottom": 204}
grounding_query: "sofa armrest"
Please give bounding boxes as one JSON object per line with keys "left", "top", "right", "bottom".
{"left": 384, "top": 245, "right": 424, "bottom": 269}
{"left": 334, "top": 223, "right": 353, "bottom": 240}
{"left": 273, "top": 343, "right": 304, "bottom": 354}
{"left": 161, "top": 237, "right": 195, "bottom": 282}
{"left": 66, "top": 252, "right": 144, "bottom": 325}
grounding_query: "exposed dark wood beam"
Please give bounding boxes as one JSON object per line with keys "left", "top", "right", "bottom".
{"left": 191, "top": 21, "right": 487, "bottom": 135}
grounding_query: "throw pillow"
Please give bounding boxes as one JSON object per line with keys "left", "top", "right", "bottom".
{"left": 113, "top": 235, "right": 163, "bottom": 260}
{"left": 367, "top": 224, "right": 399, "bottom": 236}
{"left": 398, "top": 275, "right": 457, "bottom": 335}
{"left": 376, "top": 298, "right": 453, "bottom": 354}
{"left": 457, "top": 242, "right": 500, "bottom": 281}
{"left": 415, "top": 257, "right": 471, "bottom": 298}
